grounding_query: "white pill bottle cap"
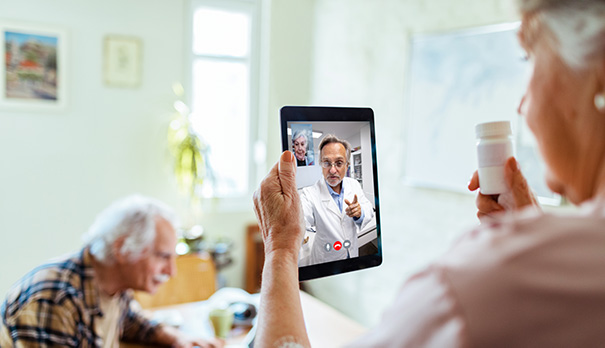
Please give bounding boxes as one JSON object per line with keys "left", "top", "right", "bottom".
{"left": 475, "top": 120, "right": 512, "bottom": 139}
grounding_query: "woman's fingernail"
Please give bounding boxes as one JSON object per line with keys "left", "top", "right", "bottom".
{"left": 283, "top": 151, "right": 294, "bottom": 162}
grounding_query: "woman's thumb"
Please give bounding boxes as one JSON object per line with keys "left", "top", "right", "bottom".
{"left": 279, "top": 151, "right": 298, "bottom": 194}
{"left": 505, "top": 157, "right": 532, "bottom": 207}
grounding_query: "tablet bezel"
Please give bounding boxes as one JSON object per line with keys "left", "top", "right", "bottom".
{"left": 280, "top": 106, "right": 382, "bottom": 281}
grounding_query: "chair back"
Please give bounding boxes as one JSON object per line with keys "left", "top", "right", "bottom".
{"left": 134, "top": 252, "right": 216, "bottom": 308}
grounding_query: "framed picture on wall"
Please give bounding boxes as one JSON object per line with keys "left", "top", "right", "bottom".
{"left": 0, "top": 21, "right": 68, "bottom": 110}
{"left": 103, "top": 35, "right": 142, "bottom": 88}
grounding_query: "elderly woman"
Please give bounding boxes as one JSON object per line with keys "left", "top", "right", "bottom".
{"left": 253, "top": 0, "right": 605, "bottom": 346}
{"left": 291, "top": 128, "right": 314, "bottom": 166}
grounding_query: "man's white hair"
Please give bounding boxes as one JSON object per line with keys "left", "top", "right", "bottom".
{"left": 83, "top": 194, "right": 178, "bottom": 264}
{"left": 518, "top": 0, "right": 605, "bottom": 70}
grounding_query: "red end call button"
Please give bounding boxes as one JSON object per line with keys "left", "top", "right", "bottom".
{"left": 333, "top": 241, "right": 342, "bottom": 251}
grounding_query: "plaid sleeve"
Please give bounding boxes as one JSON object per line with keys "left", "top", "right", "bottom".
{"left": 4, "top": 298, "right": 80, "bottom": 347}
{"left": 119, "top": 295, "right": 161, "bottom": 344}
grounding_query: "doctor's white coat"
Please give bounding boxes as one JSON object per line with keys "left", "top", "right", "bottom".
{"left": 299, "top": 177, "right": 374, "bottom": 266}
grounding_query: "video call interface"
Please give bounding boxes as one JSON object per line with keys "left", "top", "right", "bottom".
{"left": 287, "top": 121, "right": 379, "bottom": 268}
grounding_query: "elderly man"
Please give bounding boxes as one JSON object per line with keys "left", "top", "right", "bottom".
{"left": 0, "top": 195, "right": 221, "bottom": 348}
{"left": 299, "top": 134, "right": 374, "bottom": 266}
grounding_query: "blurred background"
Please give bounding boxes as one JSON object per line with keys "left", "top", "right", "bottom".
{"left": 0, "top": 0, "right": 572, "bottom": 328}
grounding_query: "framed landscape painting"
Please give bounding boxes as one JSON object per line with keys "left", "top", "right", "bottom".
{"left": 0, "top": 21, "right": 67, "bottom": 110}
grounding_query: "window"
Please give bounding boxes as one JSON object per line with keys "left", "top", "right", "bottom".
{"left": 188, "top": 0, "right": 259, "bottom": 199}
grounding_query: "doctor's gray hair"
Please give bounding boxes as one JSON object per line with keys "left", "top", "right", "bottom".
{"left": 517, "top": 0, "right": 605, "bottom": 70}
{"left": 83, "top": 194, "right": 178, "bottom": 265}
{"left": 319, "top": 134, "right": 351, "bottom": 162}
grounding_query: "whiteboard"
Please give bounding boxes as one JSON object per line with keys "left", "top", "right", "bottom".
{"left": 404, "top": 23, "right": 560, "bottom": 203}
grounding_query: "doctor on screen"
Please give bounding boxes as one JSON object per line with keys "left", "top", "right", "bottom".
{"left": 299, "top": 134, "right": 374, "bottom": 266}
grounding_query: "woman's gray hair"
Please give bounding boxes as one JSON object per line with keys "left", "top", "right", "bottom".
{"left": 319, "top": 134, "right": 351, "bottom": 162}
{"left": 292, "top": 128, "right": 309, "bottom": 147}
{"left": 518, "top": 0, "right": 605, "bottom": 69}
{"left": 83, "top": 194, "right": 179, "bottom": 265}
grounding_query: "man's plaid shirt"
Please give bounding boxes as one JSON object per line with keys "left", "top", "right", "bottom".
{"left": 0, "top": 248, "right": 160, "bottom": 347}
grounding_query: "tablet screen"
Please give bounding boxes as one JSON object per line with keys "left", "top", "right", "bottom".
{"left": 280, "top": 106, "right": 382, "bottom": 281}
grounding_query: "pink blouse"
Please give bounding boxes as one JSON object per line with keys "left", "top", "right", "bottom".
{"left": 349, "top": 199, "right": 605, "bottom": 347}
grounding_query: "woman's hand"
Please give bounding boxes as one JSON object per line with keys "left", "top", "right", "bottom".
{"left": 468, "top": 157, "right": 540, "bottom": 220}
{"left": 253, "top": 151, "right": 305, "bottom": 258}
{"left": 252, "top": 151, "right": 311, "bottom": 348}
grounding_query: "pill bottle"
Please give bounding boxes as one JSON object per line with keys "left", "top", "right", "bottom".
{"left": 475, "top": 121, "right": 514, "bottom": 195}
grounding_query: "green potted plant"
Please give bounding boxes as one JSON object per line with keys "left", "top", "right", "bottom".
{"left": 166, "top": 83, "right": 211, "bottom": 200}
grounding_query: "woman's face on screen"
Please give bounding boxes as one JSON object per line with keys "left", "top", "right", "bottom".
{"left": 293, "top": 135, "right": 307, "bottom": 161}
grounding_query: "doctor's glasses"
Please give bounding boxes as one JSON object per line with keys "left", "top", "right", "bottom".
{"left": 320, "top": 160, "right": 347, "bottom": 169}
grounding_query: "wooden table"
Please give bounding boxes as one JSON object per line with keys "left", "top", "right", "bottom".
{"left": 121, "top": 290, "right": 367, "bottom": 347}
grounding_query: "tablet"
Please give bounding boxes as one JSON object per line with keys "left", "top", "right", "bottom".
{"left": 280, "top": 106, "right": 382, "bottom": 281}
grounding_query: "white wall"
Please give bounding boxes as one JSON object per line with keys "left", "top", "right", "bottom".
{"left": 359, "top": 124, "right": 374, "bottom": 202}
{"left": 0, "top": 0, "right": 189, "bottom": 295}
{"left": 0, "top": 0, "right": 321, "bottom": 297}
{"left": 299, "top": 0, "right": 525, "bottom": 327}
{"left": 263, "top": 0, "right": 316, "bottom": 167}
{"left": 0, "top": 0, "right": 267, "bottom": 295}
{"left": 172, "top": 0, "right": 318, "bottom": 292}
{"left": 1, "top": 0, "right": 576, "bottom": 330}
{"left": 184, "top": 0, "right": 317, "bottom": 292}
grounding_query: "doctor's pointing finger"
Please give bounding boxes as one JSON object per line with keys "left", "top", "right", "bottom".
{"left": 345, "top": 194, "right": 361, "bottom": 218}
